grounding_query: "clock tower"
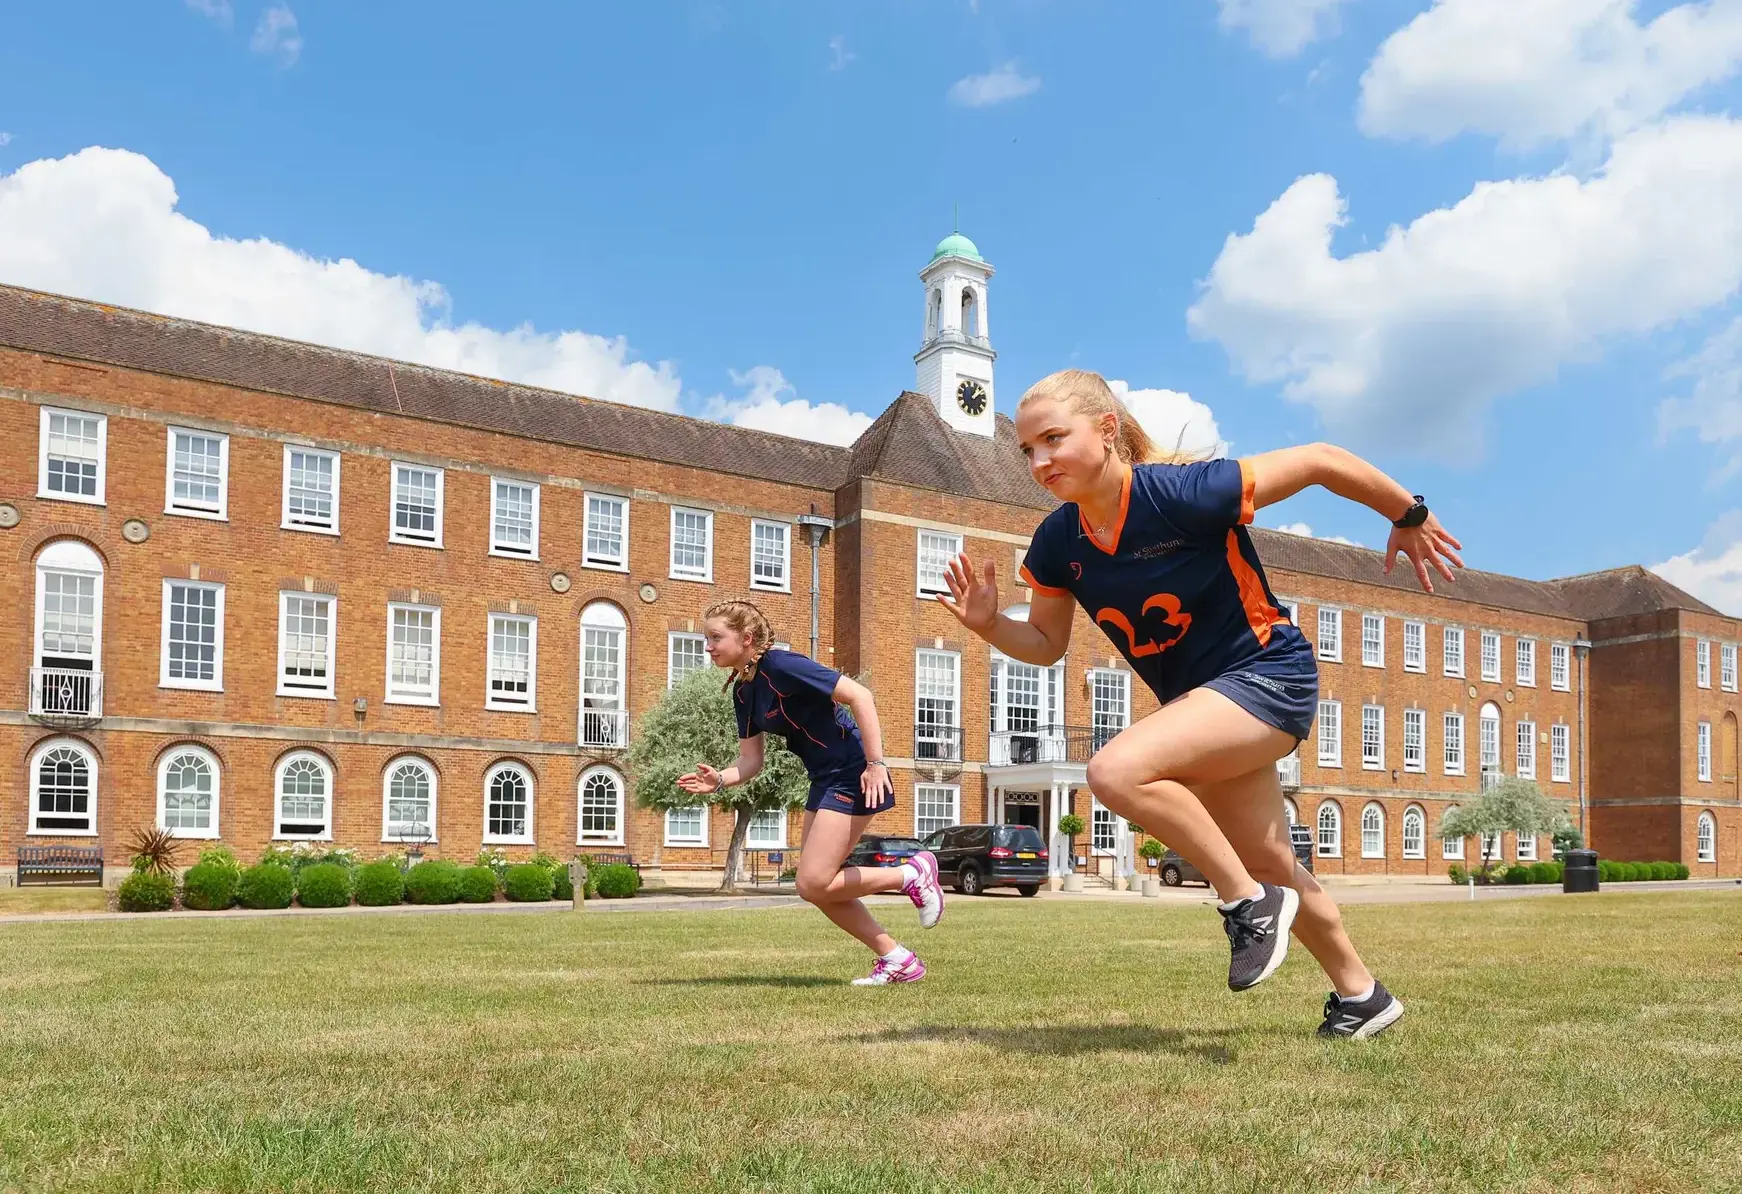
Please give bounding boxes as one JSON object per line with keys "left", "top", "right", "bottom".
{"left": 915, "top": 230, "right": 996, "bottom": 437}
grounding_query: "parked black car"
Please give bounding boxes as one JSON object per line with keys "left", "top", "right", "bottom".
{"left": 1290, "top": 823, "right": 1316, "bottom": 874}
{"left": 1159, "top": 827, "right": 1315, "bottom": 887}
{"left": 920, "top": 823, "right": 1049, "bottom": 896}
{"left": 845, "top": 834, "right": 926, "bottom": 868}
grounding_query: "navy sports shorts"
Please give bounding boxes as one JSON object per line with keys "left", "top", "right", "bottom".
{"left": 1202, "top": 646, "right": 1321, "bottom": 743}
{"left": 806, "top": 767, "right": 895, "bottom": 817}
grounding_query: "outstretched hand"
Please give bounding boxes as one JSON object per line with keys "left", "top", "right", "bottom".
{"left": 677, "top": 763, "right": 722, "bottom": 795}
{"left": 936, "top": 552, "right": 1000, "bottom": 634}
{"left": 1385, "top": 514, "right": 1464, "bottom": 593}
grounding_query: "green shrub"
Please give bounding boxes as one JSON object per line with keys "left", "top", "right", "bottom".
{"left": 1596, "top": 859, "right": 1613, "bottom": 882}
{"left": 594, "top": 862, "right": 641, "bottom": 900}
{"left": 1531, "top": 861, "right": 1562, "bottom": 884}
{"left": 1673, "top": 862, "right": 1691, "bottom": 880}
{"left": 404, "top": 860, "right": 463, "bottom": 905}
{"left": 1623, "top": 862, "right": 1644, "bottom": 881}
{"left": 1503, "top": 863, "right": 1531, "bottom": 884}
{"left": 118, "top": 871, "right": 176, "bottom": 912}
{"left": 196, "top": 845, "right": 242, "bottom": 874}
{"left": 551, "top": 863, "right": 574, "bottom": 901}
{"left": 180, "top": 861, "right": 239, "bottom": 910}
{"left": 504, "top": 863, "right": 555, "bottom": 902}
{"left": 354, "top": 860, "right": 406, "bottom": 906}
{"left": 1655, "top": 861, "right": 1676, "bottom": 880}
{"left": 1447, "top": 863, "right": 1466, "bottom": 884}
{"left": 458, "top": 865, "right": 499, "bottom": 903}
{"left": 236, "top": 863, "right": 294, "bottom": 910}
{"left": 297, "top": 862, "right": 352, "bottom": 908}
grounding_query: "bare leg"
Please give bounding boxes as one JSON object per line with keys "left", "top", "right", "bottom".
{"left": 795, "top": 809, "right": 907, "bottom": 954}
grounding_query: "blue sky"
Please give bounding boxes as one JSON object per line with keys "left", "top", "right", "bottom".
{"left": 5, "top": 1, "right": 1742, "bottom": 604}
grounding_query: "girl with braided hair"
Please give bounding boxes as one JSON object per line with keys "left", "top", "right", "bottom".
{"left": 678, "top": 599, "right": 946, "bottom": 984}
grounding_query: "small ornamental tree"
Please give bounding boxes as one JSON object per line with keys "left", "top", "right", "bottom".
{"left": 628, "top": 668, "right": 810, "bottom": 893}
{"left": 1057, "top": 814, "right": 1086, "bottom": 874}
{"left": 1439, "top": 778, "right": 1573, "bottom": 882}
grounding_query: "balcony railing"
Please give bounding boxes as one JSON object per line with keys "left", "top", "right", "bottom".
{"left": 579, "top": 708, "right": 629, "bottom": 751}
{"left": 1277, "top": 754, "right": 1301, "bottom": 790}
{"left": 915, "top": 725, "right": 965, "bottom": 780}
{"left": 30, "top": 667, "right": 102, "bottom": 720}
{"left": 988, "top": 724, "right": 1107, "bottom": 767}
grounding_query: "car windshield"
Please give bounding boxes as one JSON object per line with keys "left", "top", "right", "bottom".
{"left": 878, "top": 838, "right": 924, "bottom": 852}
{"left": 994, "top": 825, "right": 1045, "bottom": 850}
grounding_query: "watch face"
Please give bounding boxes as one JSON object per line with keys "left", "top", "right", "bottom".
{"left": 955, "top": 378, "right": 988, "bottom": 416}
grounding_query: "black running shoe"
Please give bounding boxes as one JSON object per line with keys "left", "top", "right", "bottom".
{"left": 1219, "top": 882, "right": 1300, "bottom": 991}
{"left": 1316, "top": 982, "right": 1405, "bottom": 1040}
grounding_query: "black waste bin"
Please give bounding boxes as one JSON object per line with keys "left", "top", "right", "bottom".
{"left": 1563, "top": 847, "right": 1599, "bottom": 893}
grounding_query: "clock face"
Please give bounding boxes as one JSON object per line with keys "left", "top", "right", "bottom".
{"left": 955, "top": 378, "right": 988, "bottom": 416}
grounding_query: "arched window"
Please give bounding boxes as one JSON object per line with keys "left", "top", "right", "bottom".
{"left": 485, "top": 761, "right": 534, "bottom": 845}
{"left": 928, "top": 288, "right": 942, "bottom": 339}
{"left": 1361, "top": 802, "right": 1385, "bottom": 858}
{"left": 1282, "top": 797, "right": 1299, "bottom": 826}
{"left": 960, "top": 286, "right": 981, "bottom": 340}
{"left": 29, "top": 737, "right": 97, "bottom": 835}
{"left": 580, "top": 602, "right": 628, "bottom": 749}
{"left": 1316, "top": 801, "right": 1341, "bottom": 858}
{"left": 578, "top": 766, "right": 624, "bottom": 847}
{"left": 33, "top": 540, "right": 104, "bottom": 717}
{"left": 1442, "top": 804, "right": 1464, "bottom": 859}
{"left": 383, "top": 756, "right": 437, "bottom": 843}
{"left": 1479, "top": 701, "right": 1502, "bottom": 782}
{"left": 274, "top": 750, "right": 333, "bottom": 840}
{"left": 1698, "top": 811, "right": 1717, "bottom": 863}
{"left": 1402, "top": 805, "right": 1425, "bottom": 859}
{"left": 158, "top": 746, "right": 219, "bottom": 839}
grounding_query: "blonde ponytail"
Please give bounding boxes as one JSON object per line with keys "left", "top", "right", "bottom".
{"left": 703, "top": 599, "right": 775, "bottom": 691}
{"left": 1017, "top": 368, "right": 1209, "bottom": 465}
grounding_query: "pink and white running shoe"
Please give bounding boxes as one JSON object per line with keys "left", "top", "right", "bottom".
{"left": 851, "top": 953, "right": 927, "bottom": 985}
{"left": 904, "top": 850, "right": 945, "bottom": 929}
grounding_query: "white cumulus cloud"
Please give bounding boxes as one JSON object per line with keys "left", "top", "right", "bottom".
{"left": 1216, "top": 0, "right": 1350, "bottom": 58}
{"left": 1652, "top": 510, "right": 1742, "bottom": 613}
{"left": 251, "top": 5, "right": 302, "bottom": 66}
{"left": 0, "top": 146, "right": 686, "bottom": 411}
{"left": 1108, "top": 380, "right": 1227, "bottom": 459}
{"left": 712, "top": 366, "right": 876, "bottom": 446}
{"left": 1271, "top": 520, "right": 1361, "bottom": 546}
{"left": 948, "top": 62, "right": 1041, "bottom": 107}
{"left": 186, "top": 0, "right": 232, "bottom": 24}
{"left": 1360, "top": 0, "right": 1742, "bottom": 150}
{"left": 1660, "top": 315, "right": 1742, "bottom": 482}
{"left": 1187, "top": 115, "right": 1742, "bottom": 456}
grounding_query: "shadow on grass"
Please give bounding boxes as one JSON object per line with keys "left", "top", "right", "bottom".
{"left": 856, "top": 1023, "right": 1243, "bottom": 1064}
{"left": 641, "top": 975, "right": 843, "bottom": 989}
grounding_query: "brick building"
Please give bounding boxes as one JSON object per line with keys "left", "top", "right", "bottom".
{"left": 1, "top": 233, "right": 1735, "bottom": 883}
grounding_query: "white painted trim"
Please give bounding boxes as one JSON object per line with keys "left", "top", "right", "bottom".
{"left": 578, "top": 764, "right": 627, "bottom": 847}
{"left": 485, "top": 611, "right": 538, "bottom": 713}
{"left": 381, "top": 754, "right": 439, "bottom": 844}
{"left": 36, "top": 406, "right": 107, "bottom": 506}
{"left": 668, "top": 506, "right": 714, "bottom": 583}
{"left": 159, "top": 578, "right": 226, "bottom": 692}
{"left": 281, "top": 443, "right": 342, "bottom": 535}
{"left": 157, "top": 744, "right": 221, "bottom": 840}
{"left": 488, "top": 477, "right": 541, "bottom": 561}
{"left": 582, "top": 492, "right": 630, "bottom": 571}
{"left": 27, "top": 736, "right": 99, "bottom": 837}
{"left": 384, "top": 603, "right": 442, "bottom": 707}
{"left": 163, "top": 425, "right": 230, "bottom": 521}
{"left": 276, "top": 591, "right": 337, "bottom": 700}
{"left": 749, "top": 518, "right": 792, "bottom": 593}
{"left": 272, "top": 750, "right": 334, "bottom": 841}
{"left": 664, "top": 806, "right": 710, "bottom": 848}
{"left": 388, "top": 461, "right": 445, "bottom": 549}
{"left": 482, "top": 761, "right": 536, "bottom": 845}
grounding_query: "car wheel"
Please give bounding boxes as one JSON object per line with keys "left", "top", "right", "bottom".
{"left": 1161, "top": 863, "right": 1183, "bottom": 886}
{"left": 1016, "top": 884, "right": 1039, "bottom": 897}
{"left": 959, "top": 865, "right": 984, "bottom": 896}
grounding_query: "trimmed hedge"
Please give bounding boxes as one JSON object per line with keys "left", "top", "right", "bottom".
{"left": 118, "top": 871, "right": 176, "bottom": 912}
{"left": 297, "top": 862, "right": 352, "bottom": 908}
{"left": 405, "top": 860, "right": 463, "bottom": 905}
{"left": 180, "top": 861, "right": 239, "bottom": 910}
{"left": 594, "top": 862, "right": 641, "bottom": 900}
{"left": 237, "top": 863, "right": 294, "bottom": 910}
{"left": 504, "top": 863, "right": 555, "bottom": 902}
{"left": 458, "top": 865, "right": 499, "bottom": 903}
{"left": 354, "top": 861, "right": 406, "bottom": 906}
{"left": 551, "top": 863, "right": 575, "bottom": 901}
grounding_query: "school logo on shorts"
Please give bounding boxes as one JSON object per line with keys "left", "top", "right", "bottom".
{"left": 832, "top": 791, "right": 855, "bottom": 807}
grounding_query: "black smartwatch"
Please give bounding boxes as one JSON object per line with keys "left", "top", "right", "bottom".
{"left": 1393, "top": 495, "right": 1429, "bottom": 529}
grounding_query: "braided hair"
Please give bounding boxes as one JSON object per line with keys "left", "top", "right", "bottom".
{"left": 703, "top": 599, "right": 775, "bottom": 692}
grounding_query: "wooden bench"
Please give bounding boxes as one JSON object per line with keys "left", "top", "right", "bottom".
{"left": 582, "top": 851, "right": 641, "bottom": 875}
{"left": 17, "top": 845, "right": 105, "bottom": 887}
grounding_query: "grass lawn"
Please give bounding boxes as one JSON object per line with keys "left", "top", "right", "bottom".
{"left": 2, "top": 891, "right": 1738, "bottom": 1193}
{"left": 0, "top": 886, "right": 109, "bottom": 915}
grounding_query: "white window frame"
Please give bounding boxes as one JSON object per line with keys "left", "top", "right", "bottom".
{"left": 384, "top": 603, "right": 442, "bottom": 707}
{"left": 1090, "top": 798, "right": 1120, "bottom": 855}
{"left": 750, "top": 519, "right": 792, "bottom": 593}
{"left": 1317, "top": 608, "right": 1342, "bottom": 663}
{"left": 37, "top": 407, "right": 107, "bottom": 506}
{"left": 1725, "top": 644, "right": 1739, "bottom": 693}
{"left": 1090, "top": 668, "right": 1131, "bottom": 745}
{"left": 580, "top": 602, "right": 629, "bottom": 747}
{"left": 1516, "top": 719, "right": 1537, "bottom": 780}
{"left": 483, "top": 761, "right": 535, "bottom": 846}
{"left": 747, "top": 807, "right": 788, "bottom": 850}
{"left": 1316, "top": 801, "right": 1341, "bottom": 858}
{"left": 1362, "top": 613, "right": 1384, "bottom": 668}
{"left": 1480, "top": 630, "right": 1501, "bottom": 683}
{"left": 29, "top": 737, "right": 99, "bottom": 837}
{"left": 1698, "top": 640, "right": 1712, "bottom": 688}
{"left": 273, "top": 750, "right": 334, "bottom": 841}
{"left": 668, "top": 631, "right": 708, "bottom": 688}
{"left": 160, "top": 579, "right": 225, "bottom": 692}
{"left": 276, "top": 592, "right": 337, "bottom": 699}
{"left": 664, "top": 805, "right": 709, "bottom": 848}
{"left": 1699, "top": 721, "right": 1713, "bottom": 783}
{"left": 35, "top": 541, "right": 105, "bottom": 684}
{"left": 382, "top": 755, "right": 438, "bottom": 844}
{"left": 1444, "top": 712, "right": 1465, "bottom": 776}
{"left": 1551, "top": 642, "right": 1570, "bottom": 691}
{"left": 389, "top": 462, "right": 445, "bottom": 548}
{"left": 1318, "top": 699, "right": 1341, "bottom": 767}
{"left": 488, "top": 477, "right": 541, "bottom": 560}
{"left": 582, "top": 492, "right": 630, "bottom": 571}
{"left": 1516, "top": 638, "right": 1536, "bottom": 687}
{"left": 1551, "top": 724, "right": 1570, "bottom": 783}
{"left": 1403, "top": 708, "right": 1426, "bottom": 774}
{"left": 163, "top": 426, "right": 230, "bottom": 520}
{"left": 1403, "top": 620, "right": 1425, "bottom": 673}
{"left": 1442, "top": 805, "right": 1464, "bottom": 860}
{"left": 281, "top": 444, "right": 341, "bottom": 535}
{"left": 578, "top": 765, "right": 627, "bottom": 847}
{"left": 1360, "top": 802, "right": 1385, "bottom": 859}
{"left": 1698, "top": 812, "right": 1717, "bottom": 863}
{"left": 1516, "top": 832, "right": 1537, "bottom": 862}
{"left": 916, "top": 649, "right": 963, "bottom": 760}
{"left": 917, "top": 529, "right": 963, "bottom": 597}
{"left": 669, "top": 506, "right": 715, "bottom": 582}
{"left": 1361, "top": 704, "right": 1384, "bottom": 771}
{"left": 1444, "top": 626, "right": 1465, "bottom": 678}
{"left": 157, "top": 745, "right": 221, "bottom": 840}
{"left": 1402, "top": 805, "right": 1426, "bottom": 859}
{"left": 486, "top": 612, "right": 537, "bottom": 713}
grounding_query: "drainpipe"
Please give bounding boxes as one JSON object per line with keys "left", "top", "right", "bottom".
{"left": 796, "top": 514, "right": 833, "bottom": 661}
{"left": 1573, "top": 636, "right": 1592, "bottom": 841}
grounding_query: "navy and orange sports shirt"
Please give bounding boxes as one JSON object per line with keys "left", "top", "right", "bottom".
{"left": 1020, "top": 459, "right": 1309, "bottom": 705}
{"left": 734, "top": 649, "right": 866, "bottom": 779}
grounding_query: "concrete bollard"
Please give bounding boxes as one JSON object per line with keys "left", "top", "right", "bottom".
{"left": 569, "top": 861, "right": 589, "bottom": 911}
